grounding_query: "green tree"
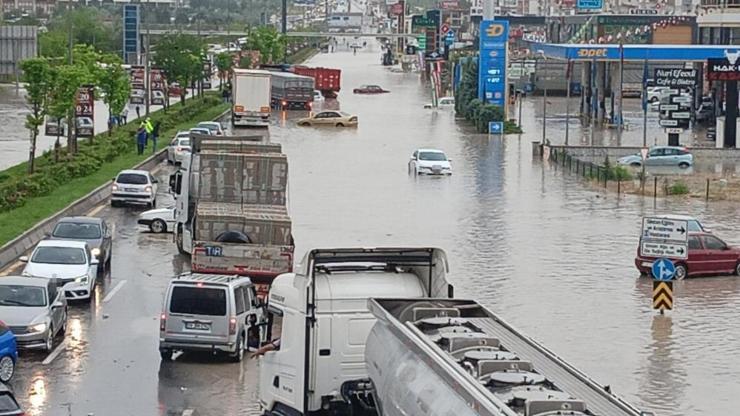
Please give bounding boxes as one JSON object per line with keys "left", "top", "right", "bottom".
{"left": 98, "top": 54, "right": 131, "bottom": 135}
{"left": 214, "top": 52, "right": 234, "bottom": 89}
{"left": 38, "top": 30, "right": 68, "bottom": 58}
{"left": 154, "top": 34, "right": 207, "bottom": 105}
{"left": 245, "top": 26, "right": 286, "bottom": 64}
{"left": 47, "top": 65, "right": 90, "bottom": 158}
{"left": 20, "top": 58, "right": 53, "bottom": 173}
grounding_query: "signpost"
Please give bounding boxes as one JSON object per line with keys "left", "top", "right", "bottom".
{"left": 576, "top": 0, "right": 603, "bottom": 10}
{"left": 440, "top": 23, "right": 450, "bottom": 35}
{"left": 641, "top": 217, "right": 689, "bottom": 260}
{"left": 651, "top": 258, "right": 675, "bottom": 313}
{"left": 488, "top": 121, "right": 503, "bottom": 135}
{"left": 75, "top": 86, "right": 94, "bottom": 138}
{"left": 478, "top": 20, "right": 509, "bottom": 109}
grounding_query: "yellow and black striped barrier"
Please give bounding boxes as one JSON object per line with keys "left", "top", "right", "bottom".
{"left": 653, "top": 281, "right": 673, "bottom": 312}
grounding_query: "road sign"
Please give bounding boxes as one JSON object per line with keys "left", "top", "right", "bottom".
{"left": 445, "top": 30, "right": 455, "bottom": 45}
{"left": 665, "top": 128, "right": 684, "bottom": 134}
{"left": 653, "top": 281, "right": 674, "bottom": 311}
{"left": 672, "top": 112, "right": 691, "bottom": 119}
{"left": 641, "top": 241, "right": 688, "bottom": 259}
{"left": 672, "top": 96, "right": 692, "bottom": 104}
{"left": 659, "top": 104, "right": 678, "bottom": 111}
{"left": 659, "top": 119, "right": 678, "bottom": 127}
{"left": 640, "top": 147, "right": 648, "bottom": 160}
{"left": 642, "top": 217, "right": 689, "bottom": 242}
{"left": 651, "top": 258, "right": 676, "bottom": 281}
{"left": 440, "top": 23, "right": 450, "bottom": 35}
{"left": 488, "top": 121, "right": 503, "bottom": 134}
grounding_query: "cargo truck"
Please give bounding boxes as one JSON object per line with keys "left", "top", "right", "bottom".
{"left": 232, "top": 69, "right": 272, "bottom": 127}
{"left": 170, "top": 133, "right": 294, "bottom": 296}
{"left": 269, "top": 72, "right": 315, "bottom": 110}
{"left": 258, "top": 248, "right": 651, "bottom": 416}
{"left": 292, "top": 66, "right": 341, "bottom": 98}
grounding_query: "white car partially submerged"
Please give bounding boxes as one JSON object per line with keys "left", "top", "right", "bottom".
{"left": 408, "top": 148, "right": 452, "bottom": 175}
{"left": 424, "top": 97, "right": 455, "bottom": 109}
{"left": 138, "top": 207, "right": 175, "bottom": 233}
{"left": 21, "top": 240, "right": 98, "bottom": 302}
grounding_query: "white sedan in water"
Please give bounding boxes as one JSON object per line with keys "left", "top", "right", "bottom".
{"left": 408, "top": 149, "right": 452, "bottom": 176}
{"left": 137, "top": 207, "right": 176, "bottom": 233}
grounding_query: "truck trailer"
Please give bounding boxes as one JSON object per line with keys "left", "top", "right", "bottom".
{"left": 292, "top": 66, "right": 341, "bottom": 98}
{"left": 232, "top": 69, "right": 271, "bottom": 127}
{"left": 269, "top": 72, "right": 315, "bottom": 110}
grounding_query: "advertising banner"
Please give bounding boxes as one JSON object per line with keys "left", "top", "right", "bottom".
{"left": 75, "top": 85, "right": 95, "bottom": 138}
{"left": 654, "top": 68, "right": 697, "bottom": 87}
{"left": 707, "top": 57, "right": 740, "bottom": 81}
{"left": 130, "top": 65, "right": 145, "bottom": 104}
{"left": 577, "top": 0, "right": 603, "bottom": 9}
{"left": 150, "top": 68, "right": 166, "bottom": 105}
{"left": 478, "top": 20, "right": 509, "bottom": 107}
{"left": 202, "top": 61, "right": 213, "bottom": 89}
{"left": 44, "top": 117, "right": 65, "bottom": 137}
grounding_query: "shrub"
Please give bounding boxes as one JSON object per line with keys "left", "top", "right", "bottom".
{"left": 668, "top": 181, "right": 690, "bottom": 195}
{"left": 609, "top": 165, "right": 633, "bottom": 181}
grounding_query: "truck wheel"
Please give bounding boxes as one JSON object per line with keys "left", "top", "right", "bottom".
{"left": 176, "top": 227, "right": 187, "bottom": 255}
{"left": 160, "top": 349, "right": 173, "bottom": 361}
{"left": 230, "top": 334, "right": 245, "bottom": 362}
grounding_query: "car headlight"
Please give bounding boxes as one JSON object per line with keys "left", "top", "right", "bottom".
{"left": 74, "top": 276, "right": 89, "bottom": 284}
{"left": 91, "top": 248, "right": 101, "bottom": 258}
{"left": 28, "top": 323, "right": 47, "bottom": 333}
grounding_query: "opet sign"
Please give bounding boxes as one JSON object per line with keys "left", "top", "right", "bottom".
{"left": 575, "top": 48, "right": 608, "bottom": 58}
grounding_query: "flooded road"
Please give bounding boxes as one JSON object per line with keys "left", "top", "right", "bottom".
{"left": 4, "top": 39, "right": 740, "bottom": 416}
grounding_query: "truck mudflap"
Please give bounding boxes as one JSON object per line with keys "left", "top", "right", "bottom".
{"left": 191, "top": 241, "right": 294, "bottom": 287}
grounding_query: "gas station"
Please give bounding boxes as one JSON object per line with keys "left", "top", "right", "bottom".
{"left": 531, "top": 43, "right": 740, "bottom": 148}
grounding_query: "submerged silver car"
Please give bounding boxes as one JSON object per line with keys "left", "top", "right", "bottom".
{"left": 617, "top": 146, "right": 693, "bottom": 168}
{"left": 0, "top": 276, "right": 67, "bottom": 352}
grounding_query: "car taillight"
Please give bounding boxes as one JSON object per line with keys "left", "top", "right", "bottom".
{"left": 229, "top": 316, "right": 237, "bottom": 335}
{"left": 282, "top": 100, "right": 287, "bottom": 107}
{"left": 160, "top": 313, "right": 166, "bottom": 331}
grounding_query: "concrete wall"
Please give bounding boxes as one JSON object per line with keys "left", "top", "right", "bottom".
{"left": 0, "top": 25, "right": 37, "bottom": 82}
{"left": 550, "top": 145, "right": 740, "bottom": 164}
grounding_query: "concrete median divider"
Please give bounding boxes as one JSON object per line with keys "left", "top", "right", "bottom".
{"left": 0, "top": 107, "right": 232, "bottom": 272}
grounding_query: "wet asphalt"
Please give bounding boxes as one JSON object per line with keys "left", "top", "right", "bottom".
{"left": 2, "top": 38, "right": 740, "bottom": 416}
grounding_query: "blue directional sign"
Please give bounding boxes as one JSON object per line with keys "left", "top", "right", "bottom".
{"left": 488, "top": 121, "right": 503, "bottom": 135}
{"left": 445, "top": 30, "right": 455, "bottom": 46}
{"left": 651, "top": 258, "right": 676, "bottom": 281}
{"left": 478, "top": 20, "right": 509, "bottom": 107}
{"left": 577, "top": 0, "right": 603, "bottom": 9}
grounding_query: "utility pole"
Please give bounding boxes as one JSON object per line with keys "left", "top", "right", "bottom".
{"left": 282, "top": 0, "right": 287, "bottom": 34}
{"left": 565, "top": 59, "right": 571, "bottom": 145}
{"left": 145, "top": 28, "right": 150, "bottom": 116}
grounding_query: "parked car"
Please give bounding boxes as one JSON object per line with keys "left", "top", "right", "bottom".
{"left": 313, "top": 90, "right": 324, "bottom": 102}
{"left": 297, "top": 111, "right": 358, "bottom": 127}
{"left": 168, "top": 83, "right": 183, "bottom": 97}
{"left": 646, "top": 86, "right": 670, "bottom": 103}
{"left": 408, "top": 148, "right": 452, "bottom": 175}
{"left": 0, "top": 382, "right": 23, "bottom": 415}
{"left": 0, "top": 321, "right": 17, "bottom": 383}
{"left": 617, "top": 146, "right": 693, "bottom": 168}
{"left": 635, "top": 232, "right": 740, "bottom": 279}
{"left": 158, "top": 273, "right": 264, "bottom": 362}
{"left": 167, "top": 132, "right": 192, "bottom": 164}
{"left": 48, "top": 216, "right": 112, "bottom": 275}
{"left": 196, "top": 121, "right": 224, "bottom": 136}
{"left": 353, "top": 85, "right": 389, "bottom": 94}
{"left": 0, "top": 276, "right": 67, "bottom": 352}
{"left": 22, "top": 240, "right": 98, "bottom": 302}
{"left": 189, "top": 127, "right": 212, "bottom": 137}
{"left": 138, "top": 207, "right": 175, "bottom": 233}
{"left": 424, "top": 97, "right": 455, "bottom": 109}
{"left": 111, "top": 169, "right": 159, "bottom": 208}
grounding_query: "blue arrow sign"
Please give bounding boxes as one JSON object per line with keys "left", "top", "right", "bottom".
{"left": 651, "top": 258, "right": 676, "bottom": 281}
{"left": 488, "top": 121, "right": 503, "bottom": 134}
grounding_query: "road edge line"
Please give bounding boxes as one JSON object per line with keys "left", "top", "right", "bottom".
{"left": 42, "top": 338, "right": 68, "bottom": 365}
{"left": 103, "top": 280, "right": 127, "bottom": 303}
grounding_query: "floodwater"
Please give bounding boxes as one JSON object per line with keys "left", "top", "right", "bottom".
{"left": 3, "top": 39, "right": 740, "bottom": 416}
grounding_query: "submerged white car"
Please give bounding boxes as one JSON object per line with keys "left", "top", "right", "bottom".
{"left": 21, "top": 240, "right": 98, "bottom": 301}
{"left": 408, "top": 148, "right": 452, "bottom": 175}
{"left": 423, "top": 97, "right": 455, "bottom": 109}
{"left": 137, "top": 207, "right": 175, "bottom": 233}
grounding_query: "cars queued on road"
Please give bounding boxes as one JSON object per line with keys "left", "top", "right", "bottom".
{"left": 21, "top": 240, "right": 98, "bottom": 302}
{"left": 111, "top": 170, "right": 159, "bottom": 208}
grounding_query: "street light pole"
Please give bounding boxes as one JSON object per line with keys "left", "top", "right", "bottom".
{"left": 539, "top": 51, "right": 547, "bottom": 147}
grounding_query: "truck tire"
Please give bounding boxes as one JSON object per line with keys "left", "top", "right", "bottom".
{"left": 176, "top": 226, "right": 187, "bottom": 255}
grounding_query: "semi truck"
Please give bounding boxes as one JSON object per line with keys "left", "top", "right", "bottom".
{"left": 258, "top": 247, "right": 651, "bottom": 416}
{"left": 232, "top": 69, "right": 272, "bottom": 127}
{"left": 269, "top": 72, "right": 315, "bottom": 110}
{"left": 170, "top": 134, "right": 294, "bottom": 296}
{"left": 292, "top": 66, "right": 341, "bottom": 98}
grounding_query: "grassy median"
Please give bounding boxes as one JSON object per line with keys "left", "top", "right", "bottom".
{"left": 0, "top": 93, "right": 229, "bottom": 246}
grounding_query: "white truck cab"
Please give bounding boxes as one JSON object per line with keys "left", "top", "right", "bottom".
{"left": 259, "top": 247, "right": 452, "bottom": 416}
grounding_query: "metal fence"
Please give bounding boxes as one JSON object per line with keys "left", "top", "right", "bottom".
{"left": 0, "top": 25, "right": 37, "bottom": 82}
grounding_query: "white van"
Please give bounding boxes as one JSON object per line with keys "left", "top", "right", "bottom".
{"left": 159, "top": 273, "right": 265, "bottom": 362}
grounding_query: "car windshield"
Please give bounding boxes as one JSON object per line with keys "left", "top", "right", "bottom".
{"left": 0, "top": 285, "right": 47, "bottom": 307}
{"left": 169, "top": 286, "right": 226, "bottom": 316}
{"left": 199, "top": 124, "right": 218, "bottom": 132}
{"left": 117, "top": 173, "right": 148, "bottom": 185}
{"left": 31, "top": 246, "right": 86, "bottom": 265}
{"left": 179, "top": 139, "right": 191, "bottom": 146}
{"left": 419, "top": 152, "right": 447, "bottom": 161}
{"left": 52, "top": 222, "right": 101, "bottom": 239}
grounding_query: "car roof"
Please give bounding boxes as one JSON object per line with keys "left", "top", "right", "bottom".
{"left": 56, "top": 216, "right": 102, "bottom": 225}
{"left": 417, "top": 148, "right": 445, "bottom": 153}
{"left": 118, "top": 169, "right": 149, "bottom": 175}
{"left": 171, "top": 273, "right": 252, "bottom": 287}
{"left": 176, "top": 130, "right": 189, "bottom": 136}
{"left": 197, "top": 121, "right": 219, "bottom": 127}
{"left": 36, "top": 239, "right": 87, "bottom": 249}
{"left": 0, "top": 275, "right": 50, "bottom": 287}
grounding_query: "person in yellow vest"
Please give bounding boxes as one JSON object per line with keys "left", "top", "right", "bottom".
{"left": 144, "top": 117, "right": 154, "bottom": 151}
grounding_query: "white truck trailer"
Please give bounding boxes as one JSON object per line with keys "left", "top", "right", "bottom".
{"left": 232, "top": 69, "right": 272, "bottom": 127}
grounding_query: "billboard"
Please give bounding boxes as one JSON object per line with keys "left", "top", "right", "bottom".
{"left": 150, "top": 68, "right": 166, "bottom": 105}
{"left": 130, "top": 65, "right": 145, "bottom": 104}
{"left": 576, "top": 0, "right": 603, "bottom": 9}
{"left": 123, "top": 5, "right": 140, "bottom": 65}
{"left": 478, "top": 20, "right": 509, "bottom": 107}
{"left": 202, "top": 61, "right": 212, "bottom": 89}
{"left": 75, "top": 86, "right": 95, "bottom": 138}
{"left": 707, "top": 57, "right": 740, "bottom": 81}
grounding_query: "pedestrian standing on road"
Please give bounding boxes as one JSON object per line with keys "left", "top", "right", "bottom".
{"left": 136, "top": 126, "right": 147, "bottom": 155}
{"left": 121, "top": 107, "right": 129, "bottom": 125}
{"left": 135, "top": 105, "right": 141, "bottom": 120}
{"left": 151, "top": 120, "right": 161, "bottom": 153}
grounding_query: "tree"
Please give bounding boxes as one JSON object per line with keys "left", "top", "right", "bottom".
{"left": 154, "top": 34, "right": 207, "bottom": 105}
{"left": 20, "top": 58, "right": 52, "bottom": 173}
{"left": 214, "top": 52, "right": 233, "bottom": 89}
{"left": 245, "top": 26, "right": 286, "bottom": 64}
{"left": 47, "top": 65, "right": 90, "bottom": 158}
{"left": 38, "top": 30, "right": 68, "bottom": 58}
{"left": 98, "top": 53, "right": 130, "bottom": 135}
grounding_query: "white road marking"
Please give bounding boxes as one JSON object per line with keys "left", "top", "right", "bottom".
{"left": 103, "top": 280, "right": 127, "bottom": 303}
{"left": 182, "top": 409, "right": 195, "bottom": 416}
{"left": 0, "top": 260, "right": 23, "bottom": 276}
{"left": 87, "top": 204, "right": 106, "bottom": 217}
{"left": 42, "top": 338, "right": 68, "bottom": 365}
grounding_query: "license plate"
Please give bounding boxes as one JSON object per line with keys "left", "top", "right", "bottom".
{"left": 642, "top": 262, "right": 653, "bottom": 267}
{"left": 204, "top": 246, "right": 223, "bottom": 257}
{"left": 185, "top": 322, "right": 210, "bottom": 330}
{"left": 125, "top": 188, "right": 138, "bottom": 192}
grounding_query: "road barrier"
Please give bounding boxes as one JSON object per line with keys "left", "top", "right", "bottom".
{"left": 549, "top": 147, "right": 615, "bottom": 190}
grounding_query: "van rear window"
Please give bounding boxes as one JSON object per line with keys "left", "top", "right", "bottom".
{"left": 170, "top": 286, "right": 226, "bottom": 316}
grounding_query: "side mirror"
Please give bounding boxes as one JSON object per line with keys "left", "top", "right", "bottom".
{"left": 152, "top": 178, "right": 159, "bottom": 184}
{"left": 52, "top": 301, "right": 64, "bottom": 309}
{"left": 447, "top": 158, "right": 452, "bottom": 162}
{"left": 19, "top": 256, "right": 28, "bottom": 262}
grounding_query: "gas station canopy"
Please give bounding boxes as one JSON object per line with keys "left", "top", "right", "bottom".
{"left": 532, "top": 43, "right": 740, "bottom": 62}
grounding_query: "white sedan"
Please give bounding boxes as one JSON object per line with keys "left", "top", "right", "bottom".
{"left": 21, "top": 240, "right": 98, "bottom": 302}
{"left": 424, "top": 97, "right": 455, "bottom": 109}
{"left": 167, "top": 131, "right": 191, "bottom": 164}
{"left": 408, "top": 149, "right": 452, "bottom": 176}
{"left": 137, "top": 207, "right": 175, "bottom": 233}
